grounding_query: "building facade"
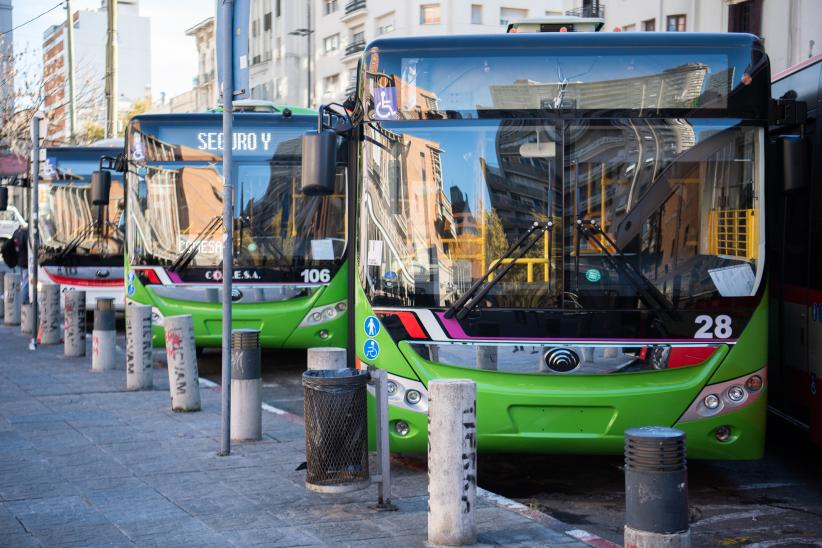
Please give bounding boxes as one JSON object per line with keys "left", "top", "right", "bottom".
{"left": 42, "top": 0, "right": 151, "bottom": 143}
{"left": 605, "top": 0, "right": 822, "bottom": 73}
{"left": 0, "top": 0, "right": 12, "bottom": 114}
{"left": 246, "top": 0, "right": 567, "bottom": 108}
{"left": 168, "top": 17, "right": 217, "bottom": 113}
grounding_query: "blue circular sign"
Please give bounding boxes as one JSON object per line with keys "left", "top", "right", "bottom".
{"left": 127, "top": 284, "right": 136, "bottom": 296}
{"left": 363, "top": 339, "right": 380, "bottom": 360}
{"left": 363, "top": 315, "right": 381, "bottom": 338}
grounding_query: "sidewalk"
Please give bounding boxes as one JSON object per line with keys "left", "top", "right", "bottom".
{"left": 0, "top": 324, "right": 593, "bottom": 547}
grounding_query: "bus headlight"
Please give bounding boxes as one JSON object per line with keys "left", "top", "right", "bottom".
{"left": 678, "top": 367, "right": 766, "bottom": 423}
{"left": 299, "top": 300, "right": 347, "bottom": 328}
{"left": 727, "top": 385, "right": 745, "bottom": 402}
{"left": 368, "top": 372, "right": 428, "bottom": 414}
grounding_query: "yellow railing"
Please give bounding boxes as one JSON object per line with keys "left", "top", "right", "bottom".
{"left": 708, "top": 208, "right": 758, "bottom": 260}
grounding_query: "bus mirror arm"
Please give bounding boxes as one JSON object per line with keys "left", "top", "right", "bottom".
{"left": 769, "top": 97, "right": 807, "bottom": 126}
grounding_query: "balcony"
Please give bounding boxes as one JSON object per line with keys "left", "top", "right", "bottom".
{"left": 344, "top": 40, "right": 365, "bottom": 57}
{"left": 566, "top": 3, "right": 605, "bottom": 18}
{"left": 341, "top": 0, "right": 367, "bottom": 23}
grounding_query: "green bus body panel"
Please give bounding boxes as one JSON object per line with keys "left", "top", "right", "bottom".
{"left": 358, "top": 285, "right": 767, "bottom": 459}
{"left": 127, "top": 260, "right": 349, "bottom": 350}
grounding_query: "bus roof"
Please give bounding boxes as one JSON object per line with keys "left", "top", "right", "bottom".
{"left": 772, "top": 52, "right": 822, "bottom": 82}
{"left": 365, "top": 31, "right": 764, "bottom": 53}
{"left": 128, "top": 111, "right": 317, "bottom": 126}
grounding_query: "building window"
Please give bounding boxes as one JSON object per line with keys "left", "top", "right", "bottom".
{"left": 264, "top": 12, "right": 272, "bottom": 31}
{"left": 622, "top": 24, "right": 636, "bottom": 32}
{"left": 324, "top": 73, "right": 340, "bottom": 93}
{"left": 376, "top": 12, "right": 395, "bottom": 35}
{"left": 276, "top": 37, "right": 282, "bottom": 59}
{"left": 252, "top": 19, "right": 259, "bottom": 38}
{"left": 471, "top": 5, "right": 483, "bottom": 25}
{"left": 728, "top": 0, "right": 762, "bottom": 35}
{"left": 666, "top": 14, "right": 686, "bottom": 32}
{"left": 420, "top": 4, "right": 440, "bottom": 25}
{"left": 351, "top": 27, "right": 365, "bottom": 45}
{"left": 500, "top": 7, "right": 528, "bottom": 26}
{"left": 276, "top": 0, "right": 281, "bottom": 17}
{"left": 324, "top": 34, "right": 339, "bottom": 53}
{"left": 642, "top": 18, "right": 655, "bottom": 31}
{"left": 324, "top": 0, "right": 338, "bottom": 15}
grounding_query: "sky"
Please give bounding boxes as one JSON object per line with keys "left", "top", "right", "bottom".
{"left": 9, "top": 0, "right": 215, "bottom": 101}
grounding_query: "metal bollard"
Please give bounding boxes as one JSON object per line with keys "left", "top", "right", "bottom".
{"left": 427, "top": 379, "right": 477, "bottom": 546}
{"left": 230, "top": 329, "right": 262, "bottom": 441}
{"left": 624, "top": 427, "right": 691, "bottom": 548}
{"left": 126, "top": 304, "right": 153, "bottom": 390}
{"left": 163, "top": 315, "right": 201, "bottom": 412}
{"left": 91, "top": 298, "right": 116, "bottom": 371}
{"left": 64, "top": 291, "right": 86, "bottom": 357}
{"left": 20, "top": 303, "right": 33, "bottom": 335}
{"left": 4, "top": 272, "right": 20, "bottom": 325}
{"left": 0, "top": 274, "right": 4, "bottom": 320}
{"left": 39, "top": 285, "right": 61, "bottom": 345}
{"left": 307, "top": 347, "right": 346, "bottom": 371}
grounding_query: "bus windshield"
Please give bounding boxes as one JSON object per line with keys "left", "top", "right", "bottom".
{"left": 359, "top": 117, "right": 763, "bottom": 312}
{"left": 39, "top": 148, "right": 124, "bottom": 263}
{"left": 126, "top": 115, "right": 346, "bottom": 283}
{"left": 362, "top": 35, "right": 768, "bottom": 120}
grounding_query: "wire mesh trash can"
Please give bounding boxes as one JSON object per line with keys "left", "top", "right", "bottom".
{"left": 303, "top": 368, "right": 370, "bottom": 493}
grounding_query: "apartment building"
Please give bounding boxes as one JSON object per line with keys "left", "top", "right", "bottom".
{"left": 42, "top": 0, "right": 150, "bottom": 142}
{"left": 168, "top": 17, "right": 217, "bottom": 113}
{"left": 248, "top": 0, "right": 568, "bottom": 108}
{"left": 606, "top": 0, "right": 822, "bottom": 73}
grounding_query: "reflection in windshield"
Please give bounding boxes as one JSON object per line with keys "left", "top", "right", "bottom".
{"left": 127, "top": 125, "right": 346, "bottom": 271}
{"left": 360, "top": 119, "right": 762, "bottom": 311}
{"left": 39, "top": 152, "right": 124, "bottom": 258}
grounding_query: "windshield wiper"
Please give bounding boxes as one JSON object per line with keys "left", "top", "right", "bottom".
{"left": 169, "top": 215, "right": 223, "bottom": 272}
{"left": 576, "top": 218, "right": 675, "bottom": 328}
{"left": 55, "top": 221, "right": 97, "bottom": 260}
{"left": 445, "top": 221, "right": 553, "bottom": 321}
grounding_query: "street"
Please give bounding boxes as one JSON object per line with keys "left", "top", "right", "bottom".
{"left": 202, "top": 349, "right": 822, "bottom": 547}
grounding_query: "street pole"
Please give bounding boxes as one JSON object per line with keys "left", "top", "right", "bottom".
{"left": 219, "top": 0, "right": 235, "bottom": 457}
{"left": 105, "top": 0, "right": 118, "bottom": 139}
{"left": 29, "top": 112, "right": 43, "bottom": 352}
{"left": 65, "top": 0, "right": 76, "bottom": 144}
{"left": 307, "top": 1, "right": 312, "bottom": 108}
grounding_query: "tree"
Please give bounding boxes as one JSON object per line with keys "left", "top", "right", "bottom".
{"left": 81, "top": 122, "right": 105, "bottom": 144}
{"left": 118, "top": 97, "right": 154, "bottom": 136}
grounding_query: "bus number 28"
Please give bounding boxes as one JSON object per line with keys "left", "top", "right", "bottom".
{"left": 694, "top": 315, "right": 733, "bottom": 339}
{"left": 300, "top": 269, "right": 331, "bottom": 283}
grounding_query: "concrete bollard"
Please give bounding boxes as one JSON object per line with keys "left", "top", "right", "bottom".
{"left": 4, "top": 272, "right": 20, "bottom": 325}
{"left": 92, "top": 298, "right": 117, "bottom": 371}
{"left": 427, "top": 379, "right": 477, "bottom": 546}
{"left": 163, "top": 315, "right": 200, "bottom": 412}
{"left": 39, "top": 285, "right": 62, "bottom": 345}
{"left": 230, "top": 329, "right": 262, "bottom": 441}
{"left": 307, "top": 347, "right": 346, "bottom": 371}
{"left": 63, "top": 291, "right": 86, "bottom": 357}
{"left": 126, "top": 304, "right": 153, "bottom": 390}
{"left": 20, "top": 303, "right": 33, "bottom": 335}
{"left": 624, "top": 427, "right": 691, "bottom": 548}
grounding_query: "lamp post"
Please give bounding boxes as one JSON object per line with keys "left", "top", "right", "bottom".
{"left": 288, "top": 2, "right": 313, "bottom": 108}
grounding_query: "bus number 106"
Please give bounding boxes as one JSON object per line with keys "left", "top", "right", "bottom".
{"left": 300, "top": 269, "right": 331, "bottom": 284}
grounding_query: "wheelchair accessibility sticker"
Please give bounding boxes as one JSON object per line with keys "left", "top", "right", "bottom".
{"left": 364, "top": 339, "right": 380, "bottom": 360}
{"left": 373, "top": 87, "right": 398, "bottom": 120}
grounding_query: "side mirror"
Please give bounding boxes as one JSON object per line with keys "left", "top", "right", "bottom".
{"left": 301, "top": 130, "right": 337, "bottom": 196}
{"left": 91, "top": 170, "right": 112, "bottom": 205}
{"left": 781, "top": 135, "right": 808, "bottom": 193}
{"left": 0, "top": 186, "right": 8, "bottom": 211}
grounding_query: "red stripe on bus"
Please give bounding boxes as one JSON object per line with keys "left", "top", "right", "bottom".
{"left": 782, "top": 284, "right": 822, "bottom": 306}
{"left": 45, "top": 274, "right": 123, "bottom": 287}
{"left": 393, "top": 311, "right": 428, "bottom": 339}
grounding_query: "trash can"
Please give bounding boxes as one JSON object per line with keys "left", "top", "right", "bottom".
{"left": 302, "top": 368, "right": 370, "bottom": 493}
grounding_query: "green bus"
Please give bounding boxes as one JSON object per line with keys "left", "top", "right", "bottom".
{"left": 309, "top": 32, "right": 772, "bottom": 458}
{"left": 124, "top": 112, "right": 348, "bottom": 348}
